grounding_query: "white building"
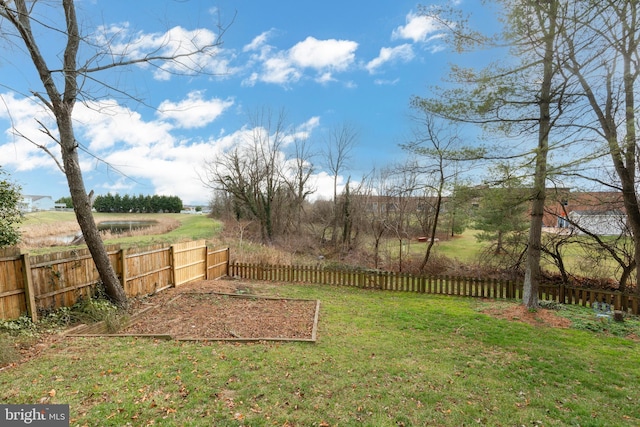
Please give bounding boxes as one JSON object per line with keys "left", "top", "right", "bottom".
{"left": 568, "top": 210, "right": 628, "bottom": 236}
{"left": 19, "top": 195, "right": 55, "bottom": 212}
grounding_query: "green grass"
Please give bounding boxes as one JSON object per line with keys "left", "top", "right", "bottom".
{"left": 101, "top": 214, "right": 222, "bottom": 246}
{"left": 1, "top": 283, "right": 638, "bottom": 426}
{"left": 21, "top": 210, "right": 78, "bottom": 225}
{"left": 432, "top": 229, "right": 485, "bottom": 262}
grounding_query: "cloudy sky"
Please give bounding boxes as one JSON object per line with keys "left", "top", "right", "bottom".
{"left": 0, "top": 0, "right": 500, "bottom": 205}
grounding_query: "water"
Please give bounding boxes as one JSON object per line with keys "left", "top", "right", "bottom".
{"left": 52, "top": 220, "right": 158, "bottom": 245}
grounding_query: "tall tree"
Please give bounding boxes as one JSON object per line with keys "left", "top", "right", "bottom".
{"left": 283, "top": 135, "right": 316, "bottom": 233}
{"left": 516, "top": 0, "right": 562, "bottom": 308}
{"left": 203, "top": 108, "right": 313, "bottom": 243}
{"left": 559, "top": 0, "right": 640, "bottom": 294}
{"left": 324, "top": 122, "right": 358, "bottom": 247}
{"left": 0, "top": 1, "right": 224, "bottom": 306}
{"left": 413, "top": 0, "right": 568, "bottom": 307}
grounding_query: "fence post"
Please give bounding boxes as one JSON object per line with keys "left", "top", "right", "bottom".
{"left": 204, "top": 245, "right": 209, "bottom": 280}
{"left": 225, "top": 248, "right": 230, "bottom": 277}
{"left": 169, "top": 244, "right": 176, "bottom": 287}
{"left": 120, "top": 248, "right": 128, "bottom": 294}
{"left": 20, "top": 254, "right": 38, "bottom": 323}
{"left": 614, "top": 292, "right": 622, "bottom": 311}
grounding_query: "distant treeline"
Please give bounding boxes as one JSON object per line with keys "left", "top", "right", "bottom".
{"left": 93, "top": 193, "right": 183, "bottom": 213}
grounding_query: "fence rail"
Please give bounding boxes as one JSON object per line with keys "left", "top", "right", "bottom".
{"left": 0, "top": 242, "right": 229, "bottom": 321}
{"left": 229, "top": 262, "right": 640, "bottom": 315}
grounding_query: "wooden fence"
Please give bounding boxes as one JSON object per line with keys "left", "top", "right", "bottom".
{"left": 229, "top": 262, "right": 640, "bottom": 315}
{"left": 0, "top": 242, "right": 229, "bottom": 321}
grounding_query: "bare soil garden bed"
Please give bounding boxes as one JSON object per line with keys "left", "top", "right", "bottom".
{"left": 67, "top": 280, "right": 320, "bottom": 342}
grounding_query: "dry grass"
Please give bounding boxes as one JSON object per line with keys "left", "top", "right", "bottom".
{"left": 19, "top": 221, "right": 81, "bottom": 248}
{"left": 19, "top": 215, "right": 180, "bottom": 249}
{"left": 98, "top": 217, "right": 179, "bottom": 241}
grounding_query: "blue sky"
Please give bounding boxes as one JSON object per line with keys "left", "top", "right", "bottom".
{"left": 0, "top": 0, "right": 500, "bottom": 205}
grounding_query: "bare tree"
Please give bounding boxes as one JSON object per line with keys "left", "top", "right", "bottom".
{"left": 203, "top": 108, "right": 314, "bottom": 244}
{"left": 283, "top": 134, "right": 316, "bottom": 233}
{"left": 323, "top": 122, "right": 358, "bottom": 247}
{"left": 0, "top": 1, "right": 225, "bottom": 306}
{"left": 384, "top": 165, "right": 421, "bottom": 272}
{"left": 402, "top": 113, "right": 483, "bottom": 271}
{"left": 359, "top": 170, "right": 389, "bottom": 269}
{"left": 559, "top": 0, "right": 640, "bottom": 294}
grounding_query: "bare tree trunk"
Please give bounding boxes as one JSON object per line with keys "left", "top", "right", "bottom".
{"left": 523, "top": 0, "right": 557, "bottom": 309}
{"left": 3, "top": 0, "right": 225, "bottom": 307}
{"left": 419, "top": 183, "right": 442, "bottom": 271}
{"left": 55, "top": 2, "right": 128, "bottom": 307}
{"left": 62, "top": 133, "right": 127, "bottom": 306}
{"left": 2, "top": 0, "right": 128, "bottom": 306}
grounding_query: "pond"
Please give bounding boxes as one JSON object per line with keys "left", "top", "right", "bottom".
{"left": 57, "top": 220, "right": 158, "bottom": 245}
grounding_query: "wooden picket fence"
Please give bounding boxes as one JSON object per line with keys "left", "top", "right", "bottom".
{"left": 3, "top": 248, "right": 638, "bottom": 322}
{"left": 229, "top": 262, "right": 640, "bottom": 315}
{"left": 0, "top": 242, "right": 229, "bottom": 321}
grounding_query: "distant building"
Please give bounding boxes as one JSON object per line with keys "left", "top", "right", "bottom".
{"left": 545, "top": 190, "right": 628, "bottom": 236}
{"left": 180, "top": 206, "right": 204, "bottom": 214}
{"left": 568, "top": 210, "right": 628, "bottom": 236}
{"left": 19, "top": 195, "right": 55, "bottom": 212}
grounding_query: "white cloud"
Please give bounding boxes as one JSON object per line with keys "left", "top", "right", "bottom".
{"left": 95, "top": 24, "right": 233, "bottom": 80}
{"left": 366, "top": 44, "right": 415, "bottom": 73}
{"left": 308, "top": 171, "right": 351, "bottom": 201}
{"left": 73, "top": 100, "right": 174, "bottom": 152}
{"left": 243, "top": 35, "right": 358, "bottom": 86}
{"left": 289, "top": 36, "right": 357, "bottom": 71}
{"left": 0, "top": 93, "right": 326, "bottom": 205}
{"left": 243, "top": 30, "right": 273, "bottom": 52}
{"left": 283, "top": 116, "right": 321, "bottom": 145}
{"left": 101, "top": 138, "right": 220, "bottom": 203}
{"left": 0, "top": 93, "right": 61, "bottom": 171}
{"left": 373, "top": 78, "right": 400, "bottom": 86}
{"left": 316, "top": 72, "right": 335, "bottom": 84}
{"left": 157, "top": 91, "right": 234, "bottom": 129}
{"left": 392, "top": 12, "right": 443, "bottom": 43}
{"left": 261, "top": 55, "right": 303, "bottom": 85}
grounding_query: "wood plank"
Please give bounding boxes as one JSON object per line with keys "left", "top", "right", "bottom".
{"left": 21, "top": 254, "right": 37, "bottom": 322}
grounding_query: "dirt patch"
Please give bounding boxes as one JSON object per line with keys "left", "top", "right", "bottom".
{"left": 69, "top": 280, "right": 319, "bottom": 341}
{"left": 481, "top": 302, "right": 572, "bottom": 329}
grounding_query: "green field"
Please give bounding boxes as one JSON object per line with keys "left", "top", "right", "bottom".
{"left": 1, "top": 283, "right": 639, "bottom": 426}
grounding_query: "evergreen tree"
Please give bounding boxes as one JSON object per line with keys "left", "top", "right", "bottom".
{"left": 474, "top": 164, "right": 529, "bottom": 266}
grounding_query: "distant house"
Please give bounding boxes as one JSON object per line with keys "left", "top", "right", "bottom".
{"left": 19, "top": 195, "right": 55, "bottom": 212}
{"left": 568, "top": 210, "right": 628, "bottom": 236}
{"left": 544, "top": 190, "right": 628, "bottom": 235}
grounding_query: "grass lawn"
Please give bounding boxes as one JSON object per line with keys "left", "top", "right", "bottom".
{"left": 432, "top": 229, "right": 485, "bottom": 262}
{"left": 1, "top": 283, "right": 639, "bottom": 426}
{"left": 101, "top": 213, "right": 223, "bottom": 246}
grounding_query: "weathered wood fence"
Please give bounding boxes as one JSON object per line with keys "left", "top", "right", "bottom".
{"left": 0, "top": 241, "right": 229, "bottom": 321}
{"left": 229, "top": 263, "right": 640, "bottom": 315}
{"left": 4, "top": 250, "right": 638, "bottom": 321}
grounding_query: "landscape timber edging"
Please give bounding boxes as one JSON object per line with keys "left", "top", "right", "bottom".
{"left": 65, "top": 291, "right": 320, "bottom": 343}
